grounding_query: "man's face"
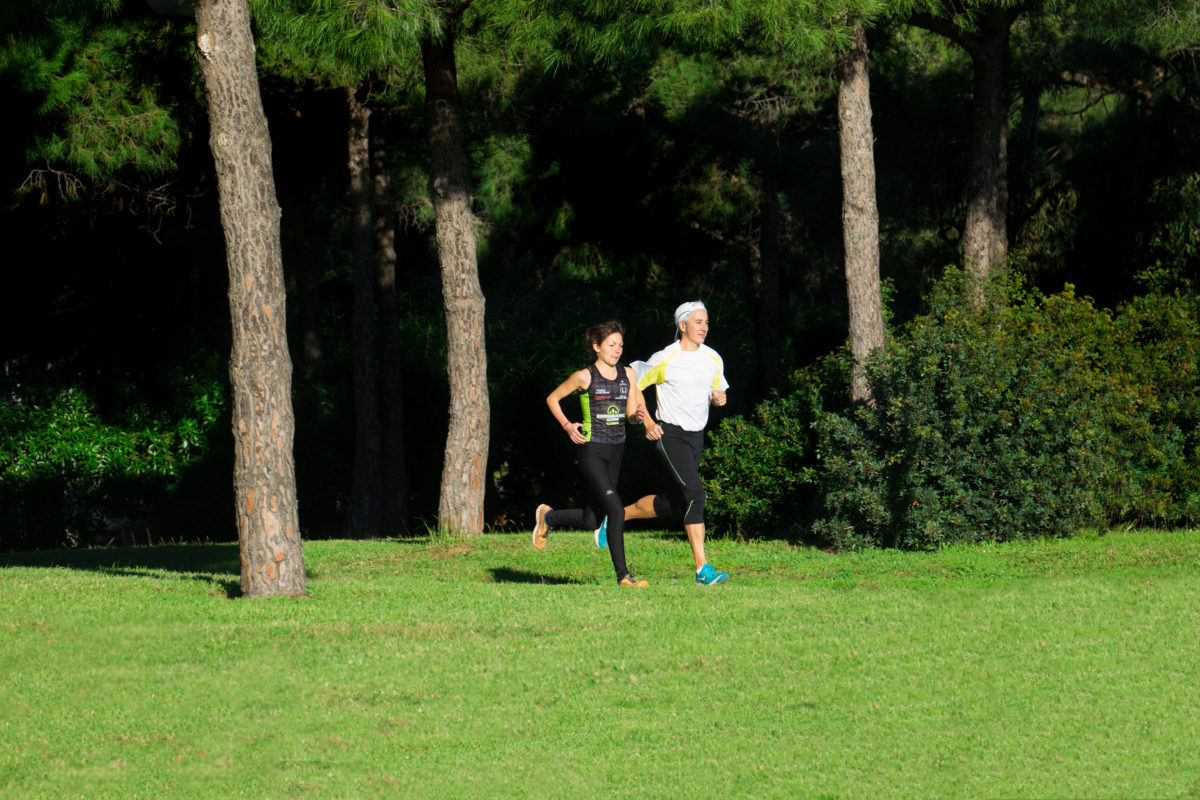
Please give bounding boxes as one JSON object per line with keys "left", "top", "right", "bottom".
{"left": 680, "top": 310, "right": 709, "bottom": 345}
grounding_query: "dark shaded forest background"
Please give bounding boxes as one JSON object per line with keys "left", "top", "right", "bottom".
{"left": 3, "top": 1, "right": 1198, "bottom": 550}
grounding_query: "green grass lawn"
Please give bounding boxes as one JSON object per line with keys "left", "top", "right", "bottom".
{"left": 2, "top": 529, "right": 1200, "bottom": 799}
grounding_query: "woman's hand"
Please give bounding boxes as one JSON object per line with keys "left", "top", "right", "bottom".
{"left": 644, "top": 420, "right": 663, "bottom": 441}
{"left": 565, "top": 421, "right": 587, "bottom": 445}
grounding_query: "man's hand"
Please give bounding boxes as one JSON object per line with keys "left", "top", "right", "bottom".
{"left": 645, "top": 420, "right": 664, "bottom": 441}
{"left": 711, "top": 390, "right": 727, "bottom": 407}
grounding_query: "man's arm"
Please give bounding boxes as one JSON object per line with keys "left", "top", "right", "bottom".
{"left": 633, "top": 344, "right": 678, "bottom": 391}
{"left": 706, "top": 347, "right": 730, "bottom": 405}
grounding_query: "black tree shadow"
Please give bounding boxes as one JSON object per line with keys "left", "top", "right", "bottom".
{"left": 1, "top": 543, "right": 243, "bottom": 597}
{"left": 488, "top": 567, "right": 584, "bottom": 585}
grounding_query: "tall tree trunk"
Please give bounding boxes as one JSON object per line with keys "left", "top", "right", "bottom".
{"left": 373, "top": 123, "right": 409, "bottom": 536}
{"left": 421, "top": 32, "right": 489, "bottom": 537}
{"left": 908, "top": 7, "right": 1016, "bottom": 306}
{"left": 343, "top": 86, "right": 383, "bottom": 539}
{"left": 962, "top": 7, "right": 1012, "bottom": 304}
{"left": 194, "top": 0, "right": 305, "bottom": 597}
{"left": 837, "top": 23, "right": 885, "bottom": 406}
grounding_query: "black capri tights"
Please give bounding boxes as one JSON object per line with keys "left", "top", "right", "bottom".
{"left": 651, "top": 423, "right": 707, "bottom": 526}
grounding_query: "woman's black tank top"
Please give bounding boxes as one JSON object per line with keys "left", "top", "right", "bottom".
{"left": 578, "top": 363, "right": 629, "bottom": 445}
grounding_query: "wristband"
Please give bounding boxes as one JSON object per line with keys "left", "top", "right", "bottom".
{"left": 562, "top": 421, "right": 571, "bottom": 430}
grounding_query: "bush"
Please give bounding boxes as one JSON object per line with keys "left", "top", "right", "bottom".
{"left": 703, "top": 387, "right": 820, "bottom": 538}
{"left": 0, "top": 353, "right": 229, "bottom": 551}
{"left": 1102, "top": 291, "right": 1200, "bottom": 526}
{"left": 812, "top": 270, "right": 1133, "bottom": 549}
{"left": 693, "top": 272, "right": 1200, "bottom": 548}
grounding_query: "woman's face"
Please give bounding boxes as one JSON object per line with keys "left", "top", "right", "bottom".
{"left": 594, "top": 333, "right": 623, "bottom": 366}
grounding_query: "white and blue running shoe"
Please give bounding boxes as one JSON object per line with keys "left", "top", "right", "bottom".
{"left": 695, "top": 563, "right": 729, "bottom": 585}
{"left": 594, "top": 516, "right": 607, "bottom": 549}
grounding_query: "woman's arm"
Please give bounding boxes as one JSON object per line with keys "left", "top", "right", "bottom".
{"left": 624, "top": 366, "right": 641, "bottom": 422}
{"left": 547, "top": 369, "right": 590, "bottom": 445}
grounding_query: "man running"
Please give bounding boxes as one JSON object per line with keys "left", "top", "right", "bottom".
{"left": 626, "top": 300, "right": 730, "bottom": 585}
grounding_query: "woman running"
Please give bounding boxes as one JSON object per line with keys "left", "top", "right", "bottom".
{"left": 531, "top": 320, "right": 663, "bottom": 586}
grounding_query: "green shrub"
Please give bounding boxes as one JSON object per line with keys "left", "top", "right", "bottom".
{"left": 702, "top": 387, "right": 820, "bottom": 538}
{"left": 1102, "top": 291, "right": 1200, "bottom": 526}
{"left": 698, "top": 271, "right": 1200, "bottom": 548}
{"left": 0, "top": 353, "right": 229, "bottom": 550}
{"left": 812, "top": 270, "right": 1138, "bottom": 549}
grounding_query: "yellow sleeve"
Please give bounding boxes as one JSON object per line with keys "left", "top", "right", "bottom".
{"left": 637, "top": 357, "right": 672, "bottom": 391}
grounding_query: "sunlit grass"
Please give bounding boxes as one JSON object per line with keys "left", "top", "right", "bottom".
{"left": 2, "top": 530, "right": 1199, "bottom": 798}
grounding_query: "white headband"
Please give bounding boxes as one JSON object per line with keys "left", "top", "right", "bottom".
{"left": 673, "top": 301, "right": 706, "bottom": 340}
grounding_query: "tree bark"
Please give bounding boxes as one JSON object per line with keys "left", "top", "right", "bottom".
{"left": 373, "top": 123, "right": 409, "bottom": 536}
{"left": 343, "top": 87, "right": 383, "bottom": 539}
{"left": 422, "top": 32, "right": 489, "bottom": 537}
{"left": 962, "top": 7, "right": 1012, "bottom": 304}
{"left": 837, "top": 23, "right": 885, "bottom": 406}
{"left": 194, "top": 0, "right": 305, "bottom": 597}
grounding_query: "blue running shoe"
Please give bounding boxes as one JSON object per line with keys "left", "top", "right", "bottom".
{"left": 695, "top": 563, "right": 729, "bottom": 585}
{"left": 594, "top": 516, "right": 608, "bottom": 549}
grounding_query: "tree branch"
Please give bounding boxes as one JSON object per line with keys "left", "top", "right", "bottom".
{"left": 906, "top": 11, "right": 979, "bottom": 55}
{"left": 1058, "top": 69, "right": 1159, "bottom": 106}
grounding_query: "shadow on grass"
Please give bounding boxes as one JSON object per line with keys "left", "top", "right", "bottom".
{"left": 643, "top": 531, "right": 689, "bottom": 542}
{"left": 488, "top": 567, "right": 585, "bottom": 585}
{"left": 0, "top": 543, "right": 243, "bottom": 598}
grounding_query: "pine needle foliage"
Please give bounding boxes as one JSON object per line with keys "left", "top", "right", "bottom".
{"left": 2, "top": 13, "right": 191, "bottom": 179}
{"left": 884, "top": 0, "right": 1200, "bottom": 57}
{"left": 509, "top": 0, "right": 883, "bottom": 72}
{"left": 251, "top": 0, "right": 429, "bottom": 88}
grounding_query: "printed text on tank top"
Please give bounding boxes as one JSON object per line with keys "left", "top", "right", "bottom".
{"left": 578, "top": 363, "right": 630, "bottom": 444}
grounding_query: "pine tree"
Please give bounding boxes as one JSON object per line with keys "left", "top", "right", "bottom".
{"left": 897, "top": 1, "right": 1021, "bottom": 304}
{"left": 837, "top": 19, "right": 885, "bottom": 405}
{"left": 258, "top": 0, "right": 496, "bottom": 535}
{"left": 4, "top": 0, "right": 306, "bottom": 590}
{"left": 420, "top": 16, "right": 489, "bottom": 536}
{"left": 194, "top": 0, "right": 306, "bottom": 596}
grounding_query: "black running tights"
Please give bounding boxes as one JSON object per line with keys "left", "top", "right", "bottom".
{"left": 545, "top": 442, "right": 630, "bottom": 580}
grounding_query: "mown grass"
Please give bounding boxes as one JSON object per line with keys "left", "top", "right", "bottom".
{"left": 2, "top": 529, "right": 1200, "bottom": 799}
